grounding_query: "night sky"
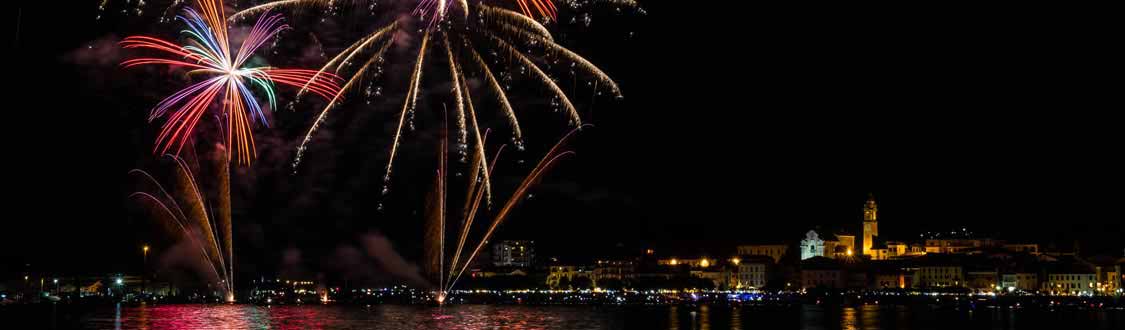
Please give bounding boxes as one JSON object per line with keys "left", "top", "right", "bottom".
{"left": 5, "top": 2, "right": 1121, "bottom": 281}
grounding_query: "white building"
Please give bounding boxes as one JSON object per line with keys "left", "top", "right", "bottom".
{"left": 1000, "top": 273, "right": 1038, "bottom": 292}
{"left": 800, "top": 230, "right": 825, "bottom": 260}
{"left": 492, "top": 240, "right": 535, "bottom": 267}
{"left": 736, "top": 258, "right": 770, "bottom": 289}
{"left": 1044, "top": 273, "right": 1096, "bottom": 295}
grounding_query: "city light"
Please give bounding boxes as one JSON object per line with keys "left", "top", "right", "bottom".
{"left": 846, "top": 248, "right": 853, "bottom": 256}
{"left": 700, "top": 259, "right": 710, "bottom": 268}
{"left": 143, "top": 245, "right": 149, "bottom": 252}
{"left": 116, "top": 278, "right": 123, "bottom": 285}
{"left": 730, "top": 258, "right": 741, "bottom": 265}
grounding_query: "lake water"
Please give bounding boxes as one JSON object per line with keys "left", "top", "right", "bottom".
{"left": 17, "top": 303, "right": 1125, "bottom": 329}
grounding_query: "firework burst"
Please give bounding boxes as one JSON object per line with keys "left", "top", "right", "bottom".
{"left": 231, "top": 0, "right": 630, "bottom": 199}
{"left": 122, "top": 0, "right": 343, "bottom": 165}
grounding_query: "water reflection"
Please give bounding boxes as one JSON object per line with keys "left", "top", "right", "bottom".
{"left": 840, "top": 307, "right": 857, "bottom": 330}
{"left": 86, "top": 304, "right": 617, "bottom": 329}
{"left": 730, "top": 306, "right": 741, "bottom": 329}
{"left": 668, "top": 305, "right": 679, "bottom": 330}
{"left": 74, "top": 303, "right": 1125, "bottom": 330}
{"left": 699, "top": 304, "right": 710, "bottom": 330}
{"left": 860, "top": 305, "right": 880, "bottom": 330}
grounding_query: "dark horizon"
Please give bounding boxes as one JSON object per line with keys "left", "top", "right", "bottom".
{"left": 5, "top": 0, "right": 1122, "bottom": 281}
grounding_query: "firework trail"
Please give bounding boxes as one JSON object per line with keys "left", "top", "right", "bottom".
{"left": 432, "top": 126, "right": 584, "bottom": 300}
{"left": 129, "top": 154, "right": 236, "bottom": 301}
{"left": 121, "top": 0, "right": 343, "bottom": 165}
{"left": 231, "top": 0, "right": 629, "bottom": 198}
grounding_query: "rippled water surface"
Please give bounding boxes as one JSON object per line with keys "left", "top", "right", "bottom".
{"left": 53, "top": 303, "right": 1125, "bottom": 329}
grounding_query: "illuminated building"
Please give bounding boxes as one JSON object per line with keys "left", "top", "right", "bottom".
{"left": 799, "top": 229, "right": 858, "bottom": 260}
{"left": 1042, "top": 257, "right": 1097, "bottom": 295}
{"left": 492, "top": 240, "right": 535, "bottom": 268}
{"left": 1112, "top": 258, "right": 1124, "bottom": 294}
{"left": 924, "top": 238, "right": 1001, "bottom": 254}
{"left": 827, "top": 234, "right": 856, "bottom": 259}
{"left": 912, "top": 255, "right": 965, "bottom": 288}
{"left": 657, "top": 257, "right": 713, "bottom": 268}
{"left": 884, "top": 241, "right": 925, "bottom": 258}
{"left": 1117, "top": 258, "right": 1124, "bottom": 295}
{"left": 592, "top": 260, "right": 635, "bottom": 286}
{"left": 868, "top": 241, "right": 889, "bottom": 261}
{"left": 735, "top": 256, "right": 772, "bottom": 289}
{"left": 735, "top": 245, "right": 787, "bottom": 263}
{"left": 1000, "top": 272, "right": 1039, "bottom": 292}
{"left": 800, "top": 230, "right": 825, "bottom": 260}
{"left": 913, "top": 266, "right": 963, "bottom": 288}
{"left": 861, "top": 194, "right": 879, "bottom": 257}
{"left": 546, "top": 264, "right": 591, "bottom": 289}
{"left": 886, "top": 242, "right": 908, "bottom": 256}
{"left": 1091, "top": 257, "right": 1123, "bottom": 294}
{"left": 1045, "top": 273, "right": 1096, "bottom": 295}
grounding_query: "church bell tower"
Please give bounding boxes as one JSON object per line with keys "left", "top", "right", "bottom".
{"left": 862, "top": 194, "right": 879, "bottom": 256}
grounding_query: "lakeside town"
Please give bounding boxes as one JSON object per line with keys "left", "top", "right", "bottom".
{"left": 3, "top": 195, "right": 1122, "bottom": 307}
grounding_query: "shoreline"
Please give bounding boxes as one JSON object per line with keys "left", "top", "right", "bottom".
{"left": 5, "top": 292, "right": 1123, "bottom": 309}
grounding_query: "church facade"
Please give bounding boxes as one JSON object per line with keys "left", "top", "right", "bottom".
{"left": 799, "top": 194, "right": 879, "bottom": 261}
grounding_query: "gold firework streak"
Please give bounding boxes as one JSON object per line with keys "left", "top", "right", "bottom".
{"left": 458, "top": 63, "right": 495, "bottom": 205}
{"left": 445, "top": 127, "right": 584, "bottom": 292}
{"left": 294, "top": 36, "right": 396, "bottom": 168}
{"left": 384, "top": 32, "right": 430, "bottom": 184}
{"left": 228, "top": 0, "right": 331, "bottom": 22}
{"left": 485, "top": 33, "right": 580, "bottom": 126}
{"left": 130, "top": 155, "right": 235, "bottom": 300}
{"left": 465, "top": 43, "right": 522, "bottom": 143}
